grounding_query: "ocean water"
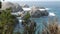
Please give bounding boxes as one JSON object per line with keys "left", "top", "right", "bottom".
{"left": 14, "top": 1, "right": 60, "bottom": 34}
{"left": 18, "top": 1, "right": 60, "bottom": 17}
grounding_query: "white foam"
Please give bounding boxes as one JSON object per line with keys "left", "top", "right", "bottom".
{"left": 45, "top": 8, "right": 50, "bottom": 10}
{"left": 49, "top": 12, "right": 56, "bottom": 16}
{"left": 39, "top": 9, "right": 46, "bottom": 11}
{"left": 23, "top": 8, "right": 50, "bottom": 11}
{"left": 23, "top": 8, "right": 31, "bottom": 11}
{"left": 39, "top": 8, "right": 50, "bottom": 11}
{"left": 19, "top": 20, "right": 22, "bottom": 22}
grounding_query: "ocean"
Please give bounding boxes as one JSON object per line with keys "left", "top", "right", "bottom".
{"left": 18, "top": 1, "right": 60, "bottom": 17}
{"left": 14, "top": 1, "right": 60, "bottom": 34}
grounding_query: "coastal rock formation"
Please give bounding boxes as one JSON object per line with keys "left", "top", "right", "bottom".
{"left": 30, "top": 10, "right": 41, "bottom": 18}
{"left": 30, "top": 6, "right": 49, "bottom": 18}
{"left": 1, "top": 2, "right": 23, "bottom": 12}
{"left": 31, "top": 10, "right": 48, "bottom": 18}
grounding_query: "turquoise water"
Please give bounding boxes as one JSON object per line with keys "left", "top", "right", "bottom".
{"left": 14, "top": 1, "right": 60, "bottom": 34}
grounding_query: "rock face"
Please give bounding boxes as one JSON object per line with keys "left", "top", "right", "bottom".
{"left": 30, "top": 10, "right": 41, "bottom": 18}
{"left": 1, "top": 2, "right": 23, "bottom": 12}
{"left": 31, "top": 10, "right": 48, "bottom": 18}
{"left": 41, "top": 10, "right": 48, "bottom": 16}
{"left": 30, "top": 6, "right": 49, "bottom": 18}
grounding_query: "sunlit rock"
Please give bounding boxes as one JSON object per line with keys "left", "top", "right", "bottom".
{"left": 1, "top": 2, "right": 23, "bottom": 12}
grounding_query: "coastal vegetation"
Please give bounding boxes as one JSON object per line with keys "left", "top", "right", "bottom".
{"left": 21, "top": 12, "right": 37, "bottom": 34}
{"left": 23, "top": 12, "right": 30, "bottom": 20}
{"left": 0, "top": 8, "right": 19, "bottom": 34}
{"left": 16, "top": 14, "right": 60, "bottom": 34}
{"left": 0, "top": 4, "right": 60, "bottom": 34}
{"left": 42, "top": 17, "right": 60, "bottom": 34}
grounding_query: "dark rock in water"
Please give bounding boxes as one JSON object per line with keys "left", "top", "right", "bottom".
{"left": 41, "top": 10, "right": 49, "bottom": 16}
{"left": 31, "top": 10, "right": 41, "bottom": 18}
{"left": 31, "top": 10, "right": 49, "bottom": 18}
{"left": 30, "top": 6, "right": 49, "bottom": 18}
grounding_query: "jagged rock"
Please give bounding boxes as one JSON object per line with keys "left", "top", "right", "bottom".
{"left": 30, "top": 7, "right": 48, "bottom": 18}
{"left": 41, "top": 10, "right": 49, "bottom": 16}
{"left": 1, "top": 2, "right": 23, "bottom": 12}
{"left": 30, "top": 10, "right": 41, "bottom": 18}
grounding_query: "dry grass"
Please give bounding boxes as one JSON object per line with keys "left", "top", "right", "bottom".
{"left": 42, "top": 17, "right": 60, "bottom": 34}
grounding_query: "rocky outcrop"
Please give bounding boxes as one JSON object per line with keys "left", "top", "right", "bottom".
{"left": 41, "top": 10, "right": 49, "bottom": 16}
{"left": 1, "top": 2, "right": 23, "bottom": 12}
{"left": 30, "top": 6, "right": 49, "bottom": 18}
{"left": 31, "top": 10, "right": 48, "bottom": 18}
{"left": 30, "top": 10, "right": 42, "bottom": 18}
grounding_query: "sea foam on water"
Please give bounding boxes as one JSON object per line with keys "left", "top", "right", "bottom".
{"left": 49, "top": 12, "right": 55, "bottom": 16}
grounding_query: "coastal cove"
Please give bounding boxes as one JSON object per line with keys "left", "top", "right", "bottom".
{"left": 0, "top": 1, "right": 60, "bottom": 34}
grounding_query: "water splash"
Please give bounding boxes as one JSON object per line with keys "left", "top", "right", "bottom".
{"left": 49, "top": 12, "right": 56, "bottom": 16}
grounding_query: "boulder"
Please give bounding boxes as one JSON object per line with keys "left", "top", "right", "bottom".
{"left": 31, "top": 10, "right": 41, "bottom": 18}
{"left": 41, "top": 10, "right": 49, "bottom": 16}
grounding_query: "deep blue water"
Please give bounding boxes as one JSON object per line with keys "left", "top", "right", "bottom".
{"left": 14, "top": 1, "right": 60, "bottom": 34}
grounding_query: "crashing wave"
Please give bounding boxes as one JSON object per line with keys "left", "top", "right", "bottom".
{"left": 49, "top": 12, "right": 56, "bottom": 16}
{"left": 39, "top": 8, "right": 50, "bottom": 11}
{"left": 45, "top": 8, "right": 50, "bottom": 10}
{"left": 19, "top": 20, "right": 22, "bottom": 22}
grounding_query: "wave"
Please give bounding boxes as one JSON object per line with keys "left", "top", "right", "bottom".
{"left": 19, "top": 20, "right": 22, "bottom": 22}
{"left": 49, "top": 12, "right": 56, "bottom": 16}
{"left": 45, "top": 8, "right": 50, "bottom": 10}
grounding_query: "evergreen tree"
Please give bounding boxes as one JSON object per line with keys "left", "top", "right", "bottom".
{"left": 0, "top": 8, "right": 18, "bottom": 34}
